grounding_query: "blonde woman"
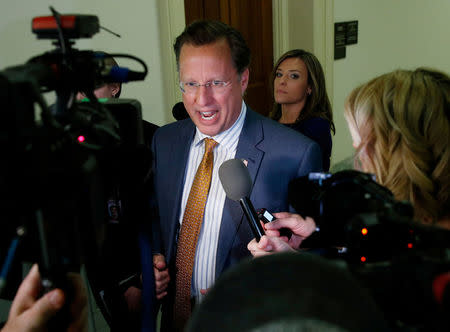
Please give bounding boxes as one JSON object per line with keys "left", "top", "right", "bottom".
{"left": 345, "top": 68, "right": 449, "bottom": 228}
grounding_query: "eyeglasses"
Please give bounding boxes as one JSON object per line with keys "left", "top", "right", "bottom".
{"left": 179, "top": 80, "right": 232, "bottom": 94}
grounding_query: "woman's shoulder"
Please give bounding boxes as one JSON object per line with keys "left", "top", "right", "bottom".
{"left": 294, "top": 117, "right": 330, "bottom": 133}
{"left": 301, "top": 117, "right": 330, "bottom": 128}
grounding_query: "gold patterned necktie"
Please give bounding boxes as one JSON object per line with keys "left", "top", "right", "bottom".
{"left": 174, "top": 138, "right": 218, "bottom": 330}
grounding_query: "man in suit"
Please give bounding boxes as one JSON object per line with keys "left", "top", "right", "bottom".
{"left": 144, "top": 20, "right": 323, "bottom": 331}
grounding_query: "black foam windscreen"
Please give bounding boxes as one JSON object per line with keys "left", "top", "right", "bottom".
{"left": 172, "top": 101, "right": 189, "bottom": 121}
{"left": 218, "top": 159, "right": 252, "bottom": 201}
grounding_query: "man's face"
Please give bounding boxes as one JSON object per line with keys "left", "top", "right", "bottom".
{"left": 179, "top": 39, "right": 249, "bottom": 136}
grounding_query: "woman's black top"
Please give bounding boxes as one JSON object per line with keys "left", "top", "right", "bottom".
{"left": 284, "top": 117, "right": 332, "bottom": 171}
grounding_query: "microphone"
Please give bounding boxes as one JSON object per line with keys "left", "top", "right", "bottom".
{"left": 219, "top": 159, "right": 265, "bottom": 241}
{"left": 172, "top": 102, "right": 189, "bottom": 121}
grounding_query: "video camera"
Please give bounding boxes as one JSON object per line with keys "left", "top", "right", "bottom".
{"left": 289, "top": 170, "right": 450, "bottom": 330}
{"left": 0, "top": 7, "right": 150, "bottom": 329}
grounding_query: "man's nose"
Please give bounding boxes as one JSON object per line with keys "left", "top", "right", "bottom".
{"left": 195, "top": 85, "right": 213, "bottom": 105}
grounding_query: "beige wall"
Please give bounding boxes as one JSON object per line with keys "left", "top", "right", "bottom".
{"left": 288, "top": 0, "right": 314, "bottom": 54}
{"left": 0, "top": 0, "right": 170, "bottom": 126}
{"left": 332, "top": 0, "right": 450, "bottom": 164}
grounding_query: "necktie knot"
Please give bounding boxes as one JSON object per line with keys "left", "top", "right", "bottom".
{"left": 204, "top": 138, "right": 218, "bottom": 153}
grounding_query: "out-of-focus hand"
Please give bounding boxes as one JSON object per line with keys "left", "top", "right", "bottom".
{"left": 247, "top": 235, "right": 295, "bottom": 257}
{"left": 264, "top": 212, "right": 316, "bottom": 249}
{"left": 1, "top": 264, "right": 88, "bottom": 332}
{"left": 66, "top": 272, "right": 88, "bottom": 332}
{"left": 123, "top": 286, "right": 142, "bottom": 313}
{"left": 153, "top": 254, "right": 170, "bottom": 300}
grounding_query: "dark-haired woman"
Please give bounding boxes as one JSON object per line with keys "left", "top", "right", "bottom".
{"left": 271, "top": 49, "right": 334, "bottom": 170}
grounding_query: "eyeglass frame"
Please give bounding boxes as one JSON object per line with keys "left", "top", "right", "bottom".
{"left": 178, "top": 79, "right": 235, "bottom": 94}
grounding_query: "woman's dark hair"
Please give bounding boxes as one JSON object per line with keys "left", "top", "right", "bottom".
{"left": 270, "top": 49, "right": 334, "bottom": 134}
{"left": 173, "top": 20, "right": 251, "bottom": 75}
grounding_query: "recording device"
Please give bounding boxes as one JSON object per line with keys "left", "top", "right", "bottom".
{"left": 0, "top": 7, "right": 149, "bottom": 330}
{"left": 289, "top": 170, "right": 450, "bottom": 330}
{"left": 257, "top": 208, "right": 275, "bottom": 224}
{"left": 257, "top": 208, "right": 292, "bottom": 239}
{"left": 218, "top": 159, "right": 265, "bottom": 241}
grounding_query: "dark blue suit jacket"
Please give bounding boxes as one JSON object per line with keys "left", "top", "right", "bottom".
{"left": 142, "top": 107, "right": 322, "bottom": 330}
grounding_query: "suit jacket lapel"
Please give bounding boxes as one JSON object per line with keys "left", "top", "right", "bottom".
{"left": 164, "top": 120, "right": 196, "bottom": 262}
{"left": 215, "top": 109, "right": 265, "bottom": 276}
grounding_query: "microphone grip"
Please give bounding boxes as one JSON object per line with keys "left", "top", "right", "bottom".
{"left": 240, "top": 197, "right": 265, "bottom": 241}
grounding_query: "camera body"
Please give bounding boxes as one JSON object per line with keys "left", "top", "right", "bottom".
{"left": 288, "top": 170, "right": 450, "bottom": 330}
{"left": 289, "top": 170, "right": 418, "bottom": 260}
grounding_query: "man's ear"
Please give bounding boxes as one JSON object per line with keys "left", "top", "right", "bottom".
{"left": 240, "top": 68, "right": 250, "bottom": 95}
{"left": 110, "top": 83, "right": 121, "bottom": 98}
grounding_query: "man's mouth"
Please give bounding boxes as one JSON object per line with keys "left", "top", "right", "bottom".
{"left": 200, "top": 110, "right": 218, "bottom": 120}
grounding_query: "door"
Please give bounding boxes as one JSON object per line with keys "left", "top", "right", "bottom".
{"left": 184, "top": 0, "right": 273, "bottom": 116}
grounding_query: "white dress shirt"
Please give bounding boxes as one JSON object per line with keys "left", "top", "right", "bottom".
{"left": 178, "top": 102, "right": 247, "bottom": 302}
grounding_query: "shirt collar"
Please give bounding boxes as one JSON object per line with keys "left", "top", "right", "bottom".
{"left": 194, "top": 101, "right": 247, "bottom": 149}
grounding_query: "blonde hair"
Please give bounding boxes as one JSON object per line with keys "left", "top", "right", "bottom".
{"left": 344, "top": 68, "right": 450, "bottom": 223}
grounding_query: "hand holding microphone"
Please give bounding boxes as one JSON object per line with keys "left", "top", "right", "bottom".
{"left": 218, "top": 159, "right": 317, "bottom": 255}
{"left": 218, "top": 159, "right": 265, "bottom": 241}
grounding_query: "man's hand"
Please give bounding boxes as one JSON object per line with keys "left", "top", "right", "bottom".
{"left": 2, "top": 264, "right": 87, "bottom": 332}
{"left": 153, "top": 254, "right": 170, "bottom": 300}
{"left": 200, "top": 289, "right": 209, "bottom": 296}
{"left": 123, "top": 286, "right": 142, "bottom": 313}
